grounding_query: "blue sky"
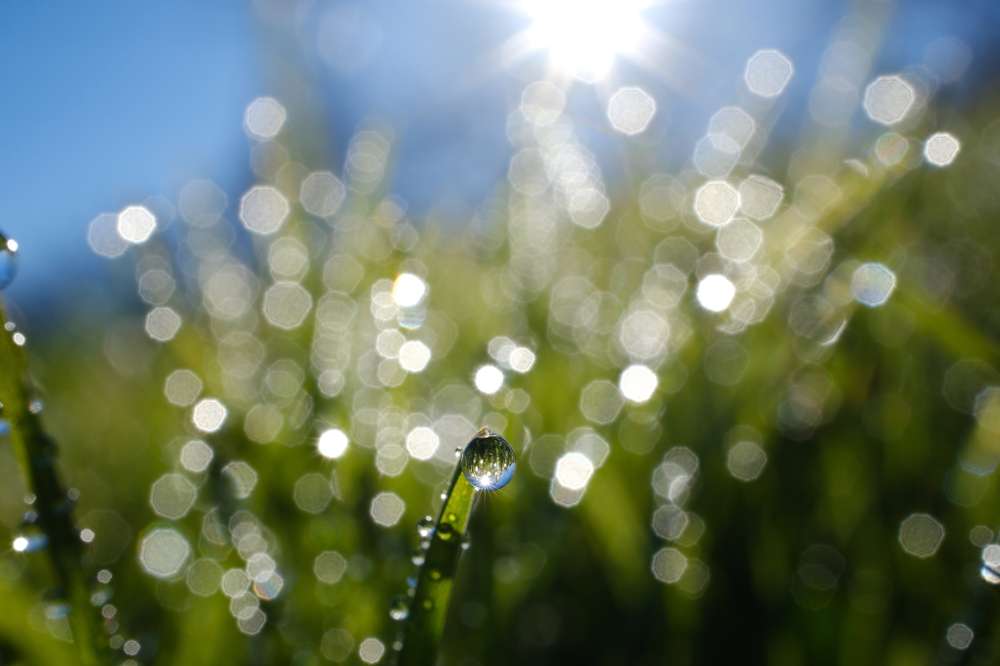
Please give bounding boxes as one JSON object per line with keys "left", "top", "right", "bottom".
{"left": 1, "top": 1, "right": 996, "bottom": 305}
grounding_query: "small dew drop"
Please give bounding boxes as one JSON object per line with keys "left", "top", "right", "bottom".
{"left": 428, "top": 569, "right": 442, "bottom": 581}
{"left": 437, "top": 523, "right": 454, "bottom": 542}
{"left": 421, "top": 598, "right": 434, "bottom": 611}
{"left": 460, "top": 429, "right": 516, "bottom": 492}
{"left": 389, "top": 596, "right": 409, "bottom": 621}
{"left": 411, "top": 552, "right": 426, "bottom": 566}
{"left": 0, "top": 232, "right": 19, "bottom": 290}
{"left": 12, "top": 530, "right": 47, "bottom": 553}
{"left": 416, "top": 515, "right": 434, "bottom": 538}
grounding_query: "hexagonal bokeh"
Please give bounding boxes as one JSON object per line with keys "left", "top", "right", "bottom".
{"left": 863, "top": 75, "right": 915, "bottom": 126}
{"left": 898, "top": 513, "right": 945, "bottom": 558}
{"left": 744, "top": 49, "right": 794, "bottom": 98}
{"left": 606, "top": 86, "right": 657, "bottom": 136}
{"left": 149, "top": 473, "right": 198, "bottom": 520}
{"left": 139, "top": 528, "right": 191, "bottom": 579}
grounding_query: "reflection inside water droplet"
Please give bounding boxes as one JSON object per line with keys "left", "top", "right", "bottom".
{"left": 461, "top": 429, "right": 516, "bottom": 491}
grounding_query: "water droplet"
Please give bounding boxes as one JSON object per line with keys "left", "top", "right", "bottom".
{"left": 0, "top": 419, "right": 10, "bottom": 438}
{"left": 461, "top": 533, "right": 472, "bottom": 551}
{"left": 389, "top": 596, "right": 409, "bottom": 621}
{"left": 437, "top": 523, "right": 454, "bottom": 541}
{"left": 421, "top": 598, "right": 434, "bottom": 611}
{"left": 45, "top": 602, "right": 70, "bottom": 620}
{"left": 12, "top": 529, "right": 48, "bottom": 553}
{"left": 392, "top": 640, "right": 403, "bottom": 652}
{"left": 461, "top": 429, "right": 516, "bottom": 492}
{"left": 90, "top": 587, "right": 112, "bottom": 606}
{"left": 416, "top": 515, "right": 434, "bottom": 538}
{"left": 28, "top": 399, "right": 44, "bottom": 415}
{"left": 982, "top": 564, "right": 1000, "bottom": 585}
{"left": 406, "top": 576, "right": 417, "bottom": 589}
{"left": 411, "top": 552, "right": 425, "bottom": 566}
{"left": 0, "top": 232, "right": 19, "bottom": 290}
{"left": 428, "top": 569, "right": 442, "bottom": 581}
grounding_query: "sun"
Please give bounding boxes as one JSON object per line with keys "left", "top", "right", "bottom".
{"left": 519, "top": 0, "right": 650, "bottom": 83}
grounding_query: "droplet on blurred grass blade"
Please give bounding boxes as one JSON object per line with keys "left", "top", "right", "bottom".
{"left": 416, "top": 515, "right": 434, "bottom": 538}
{"left": 12, "top": 528, "right": 48, "bottom": 553}
{"left": 461, "top": 428, "right": 516, "bottom": 492}
{"left": 389, "top": 596, "right": 409, "bottom": 621}
{"left": 0, "top": 232, "right": 19, "bottom": 289}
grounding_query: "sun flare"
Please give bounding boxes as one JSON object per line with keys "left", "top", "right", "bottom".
{"left": 521, "top": 0, "right": 649, "bottom": 82}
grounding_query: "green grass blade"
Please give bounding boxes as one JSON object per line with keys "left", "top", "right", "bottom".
{"left": 397, "top": 428, "right": 513, "bottom": 666}
{"left": 0, "top": 300, "right": 101, "bottom": 665}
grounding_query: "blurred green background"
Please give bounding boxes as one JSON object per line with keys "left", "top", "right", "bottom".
{"left": 2, "top": 2, "right": 1000, "bottom": 665}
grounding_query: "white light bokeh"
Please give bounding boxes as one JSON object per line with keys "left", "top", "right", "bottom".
{"left": 405, "top": 426, "right": 440, "bottom": 461}
{"left": 619, "top": 364, "right": 658, "bottom": 403}
{"left": 300, "top": 171, "right": 347, "bottom": 218}
{"left": 180, "top": 439, "right": 214, "bottom": 473}
{"left": 263, "top": 281, "right": 313, "bottom": 330}
{"left": 117, "top": 205, "right": 157, "bottom": 245}
{"left": 851, "top": 262, "right": 896, "bottom": 307}
{"left": 369, "top": 492, "right": 405, "bottom": 527}
{"left": 606, "top": 86, "right": 657, "bottom": 136}
{"left": 239, "top": 186, "right": 290, "bottom": 236}
{"left": 520, "top": 80, "right": 566, "bottom": 127}
{"left": 391, "top": 273, "right": 427, "bottom": 308}
{"left": 923, "top": 132, "right": 961, "bottom": 167}
{"left": 139, "top": 528, "right": 191, "bottom": 579}
{"left": 192, "top": 398, "right": 228, "bottom": 433}
{"left": 946, "top": 623, "right": 974, "bottom": 651}
{"left": 358, "top": 637, "right": 386, "bottom": 664}
{"left": 554, "top": 451, "right": 595, "bottom": 490}
{"left": 862, "top": 75, "right": 915, "bottom": 127}
{"left": 145, "top": 306, "right": 182, "bottom": 342}
{"left": 726, "top": 441, "right": 767, "bottom": 482}
{"left": 318, "top": 428, "right": 349, "bottom": 459}
{"left": 398, "top": 340, "right": 432, "bottom": 373}
{"left": 474, "top": 365, "right": 505, "bottom": 395}
{"left": 696, "top": 274, "right": 736, "bottom": 312}
{"left": 508, "top": 346, "right": 536, "bottom": 373}
{"left": 744, "top": 49, "right": 794, "bottom": 98}
{"left": 244, "top": 97, "right": 287, "bottom": 140}
{"left": 898, "top": 513, "right": 945, "bottom": 558}
{"left": 693, "top": 181, "right": 740, "bottom": 227}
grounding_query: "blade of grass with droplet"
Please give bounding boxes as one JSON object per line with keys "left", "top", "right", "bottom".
{"left": 0, "top": 301, "right": 100, "bottom": 665}
{"left": 396, "top": 449, "right": 478, "bottom": 665}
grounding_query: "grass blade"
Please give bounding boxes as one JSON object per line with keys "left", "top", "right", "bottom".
{"left": 0, "top": 301, "right": 100, "bottom": 665}
{"left": 396, "top": 428, "right": 515, "bottom": 666}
